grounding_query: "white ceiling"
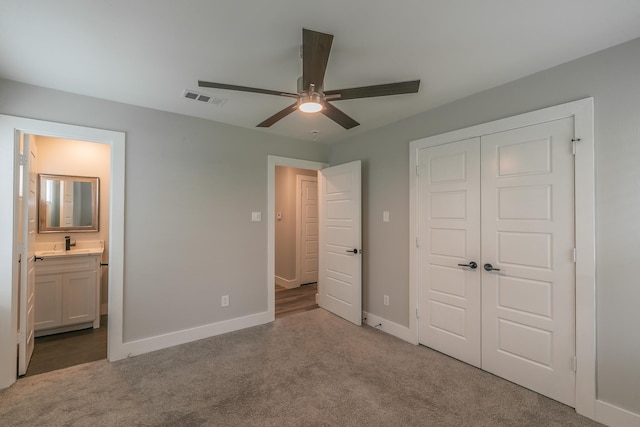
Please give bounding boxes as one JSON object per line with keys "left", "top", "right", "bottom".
{"left": 2, "top": 1, "right": 640, "bottom": 143}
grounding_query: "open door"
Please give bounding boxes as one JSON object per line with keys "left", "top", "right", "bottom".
{"left": 18, "top": 133, "right": 37, "bottom": 376}
{"left": 318, "top": 160, "right": 362, "bottom": 325}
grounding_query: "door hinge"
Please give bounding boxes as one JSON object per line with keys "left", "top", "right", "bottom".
{"left": 572, "top": 356, "right": 577, "bottom": 372}
{"left": 415, "top": 165, "right": 420, "bottom": 176}
{"left": 17, "top": 330, "right": 24, "bottom": 343}
{"left": 416, "top": 237, "right": 420, "bottom": 248}
{"left": 416, "top": 308, "right": 419, "bottom": 319}
{"left": 571, "top": 138, "right": 581, "bottom": 155}
{"left": 19, "top": 154, "right": 27, "bottom": 165}
{"left": 572, "top": 248, "right": 577, "bottom": 263}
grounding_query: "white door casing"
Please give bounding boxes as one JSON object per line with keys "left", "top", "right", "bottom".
{"left": 1, "top": 115, "right": 125, "bottom": 390}
{"left": 18, "top": 133, "right": 36, "bottom": 376}
{"left": 297, "top": 175, "right": 318, "bottom": 285}
{"left": 417, "top": 138, "right": 481, "bottom": 367}
{"left": 318, "top": 160, "right": 362, "bottom": 325}
{"left": 481, "top": 118, "right": 576, "bottom": 406}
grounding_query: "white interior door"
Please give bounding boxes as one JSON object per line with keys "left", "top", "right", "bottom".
{"left": 417, "top": 138, "right": 481, "bottom": 367}
{"left": 61, "top": 181, "right": 74, "bottom": 226}
{"left": 299, "top": 176, "right": 318, "bottom": 285}
{"left": 18, "top": 133, "right": 37, "bottom": 376}
{"left": 481, "top": 117, "right": 576, "bottom": 406}
{"left": 318, "top": 160, "right": 362, "bottom": 325}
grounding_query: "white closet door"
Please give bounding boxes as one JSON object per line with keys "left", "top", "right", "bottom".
{"left": 417, "top": 138, "right": 481, "bottom": 367}
{"left": 480, "top": 117, "right": 576, "bottom": 406}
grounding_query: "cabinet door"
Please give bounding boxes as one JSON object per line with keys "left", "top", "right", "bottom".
{"left": 62, "top": 270, "right": 96, "bottom": 325}
{"left": 35, "top": 274, "right": 63, "bottom": 330}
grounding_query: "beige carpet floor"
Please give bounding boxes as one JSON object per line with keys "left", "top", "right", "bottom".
{"left": 0, "top": 309, "right": 602, "bottom": 426}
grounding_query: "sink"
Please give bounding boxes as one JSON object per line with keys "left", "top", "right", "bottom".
{"left": 35, "top": 240, "right": 104, "bottom": 258}
{"left": 36, "top": 250, "right": 62, "bottom": 256}
{"left": 35, "top": 247, "right": 104, "bottom": 258}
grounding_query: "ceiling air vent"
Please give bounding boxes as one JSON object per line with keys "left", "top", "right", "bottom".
{"left": 182, "top": 89, "right": 227, "bottom": 106}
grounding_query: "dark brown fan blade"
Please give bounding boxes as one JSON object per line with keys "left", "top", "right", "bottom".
{"left": 198, "top": 81, "right": 297, "bottom": 98}
{"left": 321, "top": 102, "right": 359, "bottom": 129}
{"left": 302, "top": 29, "right": 333, "bottom": 91}
{"left": 324, "top": 80, "right": 420, "bottom": 100}
{"left": 256, "top": 103, "right": 299, "bottom": 127}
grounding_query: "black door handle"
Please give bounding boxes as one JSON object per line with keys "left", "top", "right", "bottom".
{"left": 346, "top": 249, "right": 359, "bottom": 254}
{"left": 457, "top": 261, "right": 478, "bottom": 269}
{"left": 484, "top": 263, "right": 500, "bottom": 272}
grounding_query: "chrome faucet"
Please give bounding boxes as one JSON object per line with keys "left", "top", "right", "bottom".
{"left": 65, "top": 235, "right": 76, "bottom": 251}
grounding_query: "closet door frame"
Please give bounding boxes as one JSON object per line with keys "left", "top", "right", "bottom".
{"left": 409, "top": 98, "right": 595, "bottom": 418}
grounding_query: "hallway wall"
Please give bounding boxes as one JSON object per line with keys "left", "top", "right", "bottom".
{"left": 274, "top": 166, "right": 317, "bottom": 286}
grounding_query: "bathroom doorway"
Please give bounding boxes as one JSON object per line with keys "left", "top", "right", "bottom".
{"left": 18, "top": 135, "right": 111, "bottom": 376}
{"left": 0, "top": 115, "right": 125, "bottom": 389}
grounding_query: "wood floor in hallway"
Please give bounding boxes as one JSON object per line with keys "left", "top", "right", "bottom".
{"left": 275, "top": 282, "right": 319, "bottom": 318}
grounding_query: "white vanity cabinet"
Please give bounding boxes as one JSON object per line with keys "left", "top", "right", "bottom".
{"left": 34, "top": 254, "right": 100, "bottom": 337}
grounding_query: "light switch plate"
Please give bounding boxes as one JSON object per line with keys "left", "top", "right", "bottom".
{"left": 383, "top": 211, "right": 390, "bottom": 222}
{"left": 251, "top": 211, "right": 262, "bottom": 222}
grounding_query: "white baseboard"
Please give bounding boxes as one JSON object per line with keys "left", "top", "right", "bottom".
{"left": 596, "top": 399, "right": 640, "bottom": 427}
{"left": 275, "top": 275, "right": 299, "bottom": 289}
{"left": 362, "top": 311, "right": 416, "bottom": 344}
{"left": 109, "top": 311, "right": 272, "bottom": 361}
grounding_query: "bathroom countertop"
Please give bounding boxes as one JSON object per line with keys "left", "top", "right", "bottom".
{"left": 35, "top": 240, "right": 104, "bottom": 258}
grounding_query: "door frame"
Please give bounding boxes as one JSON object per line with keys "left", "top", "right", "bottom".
{"left": 409, "top": 98, "right": 595, "bottom": 418}
{"left": 296, "top": 174, "right": 318, "bottom": 286}
{"left": 267, "top": 156, "right": 327, "bottom": 320}
{"left": 0, "top": 115, "right": 125, "bottom": 389}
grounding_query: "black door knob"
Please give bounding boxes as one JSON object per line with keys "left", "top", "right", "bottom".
{"left": 484, "top": 263, "right": 500, "bottom": 272}
{"left": 457, "top": 261, "right": 478, "bottom": 269}
{"left": 346, "top": 249, "right": 358, "bottom": 254}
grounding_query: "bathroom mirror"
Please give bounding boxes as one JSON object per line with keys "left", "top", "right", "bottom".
{"left": 38, "top": 174, "right": 99, "bottom": 233}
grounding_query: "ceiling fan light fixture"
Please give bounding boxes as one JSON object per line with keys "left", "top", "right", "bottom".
{"left": 298, "top": 93, "right": 323, "bottom": 113}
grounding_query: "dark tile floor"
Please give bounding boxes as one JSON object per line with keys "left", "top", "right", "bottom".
{"left": 24, "top": 315, "right": 108, "bottom": 377}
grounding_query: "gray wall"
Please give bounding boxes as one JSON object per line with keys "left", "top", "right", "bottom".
{"left": 330, "top": 37, "right": 640, "bottom": 414}
{"left": 0, "top": 78, "right": 328, "bottom": 342}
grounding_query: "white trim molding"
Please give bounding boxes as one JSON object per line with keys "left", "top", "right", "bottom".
{"left": 362, "top": 311, "right": 415, "bottom": 344}
{"left": 409, "top": 98, "right": 596, "bottom": 419}
{"left": 110, "top": 311, "right": 272, "bottom": 360}
{"left": 596, "top": 400, "right": 640, "bottom": 427}
{"left": 275, "top": 275, "right": 299, "bottom": 289}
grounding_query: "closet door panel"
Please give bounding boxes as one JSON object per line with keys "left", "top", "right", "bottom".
{"left": 417, "top": 138, "right": 481, "bottom": 367}
{"left": 481, "top": 117, "right": 576, "bottom": 407}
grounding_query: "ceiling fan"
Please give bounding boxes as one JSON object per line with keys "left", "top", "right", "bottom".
{"left": 198, "top": 29, "right": 420, "bottom": 130}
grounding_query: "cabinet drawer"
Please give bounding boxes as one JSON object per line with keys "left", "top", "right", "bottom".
{"left": 35, "top": 256, "right": 98, "bottom": 274}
